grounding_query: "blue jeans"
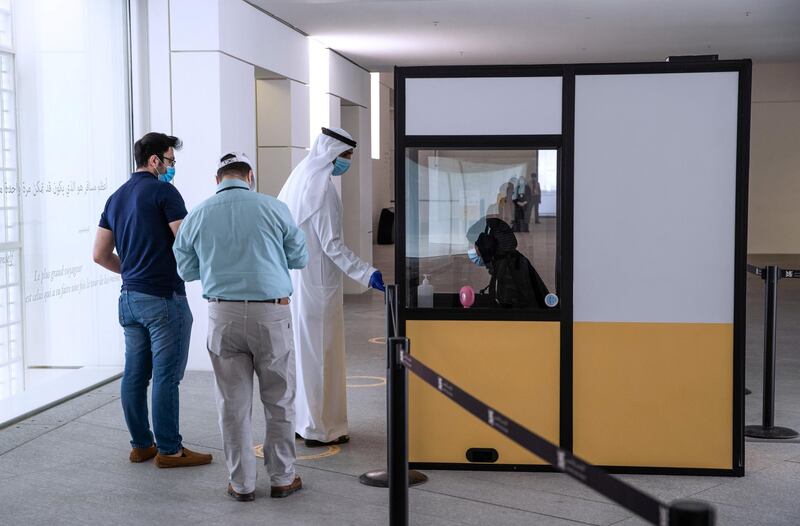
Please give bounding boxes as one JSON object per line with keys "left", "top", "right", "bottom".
{"left": 118, "top": 290, "right": 192, "bottom": 455}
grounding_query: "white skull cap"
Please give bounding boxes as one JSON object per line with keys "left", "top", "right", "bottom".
{"left": 218, "top": 152, "right": 252, "bottom": 170}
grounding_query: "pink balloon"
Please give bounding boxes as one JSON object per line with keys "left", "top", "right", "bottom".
{"left": 459, "top": 286, "right": 475, "bottom": 308}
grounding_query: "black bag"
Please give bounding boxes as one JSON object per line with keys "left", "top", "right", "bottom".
{"left": 473, "top": 217, "right": 549, "bottom": 308}
{"left": 377, "top": 207, "right": 394, "bottom": 245}
{"left": 485, "top": 251, "right": 549, "bottom": 308}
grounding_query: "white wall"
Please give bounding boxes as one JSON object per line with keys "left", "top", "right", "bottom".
{"left": 341, "top": 105, "right": 373, "bottom": 294}
{"left": 256, "top": 78, "right": 310, "bottom": 196}
{"left": 140, "top": 0, "right": 377, "bottom": 369}
{"left": 326, "top": 53, "right": 374, "bottom": 295}
{"left": 330, "top": 53, "right": 370, "bottom": 108}
{"left": 748, "top": 62, "right": 800, "bottom": 254}
{"left": 154, "top": 0, "right": 375, "bottom": 370}
{"left": 372, "top": 72, "right": 394, "bottom": 244}
{"left": 165, "top": 0, "right": 311, "bottom": 371}
{"left": 130, "top": 0, "right": 151, "bottom": 138}
{"left": 147, "top": 0, "right": 171, "bottom": 133}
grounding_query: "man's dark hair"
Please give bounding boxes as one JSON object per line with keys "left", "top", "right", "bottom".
{"left": 217, "top": 154, "right": 251, "bottom": 178}
{"left": 134, "top": 132, "right": 182, "bottom": 168}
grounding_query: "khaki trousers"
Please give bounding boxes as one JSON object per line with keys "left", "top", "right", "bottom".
{"left": 207, "top": 301, "right": 296, "bottom": 493}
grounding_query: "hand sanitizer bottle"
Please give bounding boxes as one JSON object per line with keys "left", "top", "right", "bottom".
{"left": 417, "top": 274, "right": 433, "bottom": 308}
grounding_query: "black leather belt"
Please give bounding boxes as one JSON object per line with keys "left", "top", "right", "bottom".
{"left": 208, "top": 298, "right": 289, "bottom": 304}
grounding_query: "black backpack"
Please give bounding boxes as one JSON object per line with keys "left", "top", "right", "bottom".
{"left": 472, "top": 217, "right": 550, "bottom": 309}
{"left": 484, "top": 251, "right": 549, "bottom": 308}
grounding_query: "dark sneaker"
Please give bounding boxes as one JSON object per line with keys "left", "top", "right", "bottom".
{"left": 155, "top": 447, "right": 213, "bottom": 468}
{"left": 270, "top": 476, "right": 302, "bottom": 498}
{"left": 227, "top": 483, "right": 255, "bottom": 502}
{"left": 304, "top": 435, "right": 349, "bottom": 448}
{"left": 129, "top": 444, "right": 158, "bottom": 463}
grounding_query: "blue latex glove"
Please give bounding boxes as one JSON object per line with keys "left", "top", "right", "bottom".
{"left": 369, "top": 270, "right": 385, "bottom": 292}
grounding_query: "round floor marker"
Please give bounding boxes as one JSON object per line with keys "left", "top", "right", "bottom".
{"left": 254, "top": 444, "right": 341, "bottom": 461}
{"left": 368, "top": 337, "right": 386, "bottom": 345}
{"left": 346, "top": 375, "right": 386, "bottom": 388}
{"left": 298, "top": 445, "right": 341, "bottom": 460}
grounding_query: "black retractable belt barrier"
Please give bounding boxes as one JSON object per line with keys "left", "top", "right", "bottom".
{"left": 359, "top": 285, "right": 428, "bottom": 489}
{"left": 745, "top": 265, "right": 800, "bottom": 439}
{"left": 387, "top": 339, "right": 715, "bottom": 526}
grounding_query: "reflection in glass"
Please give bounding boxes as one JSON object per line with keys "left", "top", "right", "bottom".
{"left": 405, "top": 148, "right": 558, "bottom": 309}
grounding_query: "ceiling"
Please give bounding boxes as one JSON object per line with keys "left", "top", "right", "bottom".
{"left": 246, "top": 0, "right": 800, "bottom": 70}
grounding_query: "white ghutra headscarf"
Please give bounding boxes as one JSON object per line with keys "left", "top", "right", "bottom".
{"left": 278, "top": 127, "right": 355, "bottom": 226}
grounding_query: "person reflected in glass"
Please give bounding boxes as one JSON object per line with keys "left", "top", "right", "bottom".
{"left": 486, "top": 183, "right": 507, "bottom": 218}
{"left": 530, "top": 173, "right": 542, "bottom": 225}
{"left": 466, "top": 217, "right": 549, "bottom": 308}
{"left": 500, "top": 180, "right": 515, "bottom": 225}
{"left": 512, "top": 176, "right": 532, "bottom": 232}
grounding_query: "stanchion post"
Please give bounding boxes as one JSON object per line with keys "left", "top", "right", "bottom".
{"left": 669, "top": 500, "right": 715, "bottom": 526}
{"left": 358, "top": 285, "right": 428, "bottom": 488}
{"left": 763, "top": 264, "right": 778, "bottom": 430}
{"left": 745, "top": 265, "right": 799, "bottom": 439}
{"left": 388, "top": 336, "right": 409, "bottom": 526}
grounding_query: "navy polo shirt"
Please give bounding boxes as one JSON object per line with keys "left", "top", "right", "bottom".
{"left": 99, "top": 171, "right": 188, "bottom": 298}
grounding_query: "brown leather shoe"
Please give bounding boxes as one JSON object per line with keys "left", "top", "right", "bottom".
{"left": 270, "top": 475, "right": 302, "bottom": 498}
{"left": 155, "top": 447, "right": 213, "bottom": 468}
{"left": 227, "top": 483, "right": 255, "bottom": 502}
{"left": 129, "top": 444, "right": 158, "bottom": 463}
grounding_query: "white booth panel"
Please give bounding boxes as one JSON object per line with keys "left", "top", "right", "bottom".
{"left": 573, "top": 72, "right": 739, "bottom": 324}
{"left": 405, "top": 77, "right": 562, "bottom": 135}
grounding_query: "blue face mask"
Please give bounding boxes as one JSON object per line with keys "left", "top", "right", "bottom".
{"left": 159, "top": 166, "right": 176, "bottom": 183}
{"left": 332, "top": 157, "right": 351, "bottom": 176}
{"left": 467, "top": 248, "right": 484, "bottom": 267}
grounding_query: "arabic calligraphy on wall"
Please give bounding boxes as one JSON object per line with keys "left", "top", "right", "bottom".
{"left": 0, "top": 180, "right": 109, "bottom": 198}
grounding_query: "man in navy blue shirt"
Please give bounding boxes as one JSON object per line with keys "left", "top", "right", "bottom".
{"left": 93, "top": 132, "right": 212, "bottom": 468}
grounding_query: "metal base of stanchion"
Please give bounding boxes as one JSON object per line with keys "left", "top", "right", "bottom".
{"left": 358, "top": 469, "right": 428, "bottom": 488}
{"left": 669, "top": 499, "right": 715, "bottom": 526}
{"left": 744, "top": 425, "right": 799, "bottom": 439}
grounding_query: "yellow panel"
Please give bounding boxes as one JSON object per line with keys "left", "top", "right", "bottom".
{"left": 407, "top": 320, "right": 560, "bottom": 465}
{"left": 574, "top": 322, "right": 733, "bottom": 469}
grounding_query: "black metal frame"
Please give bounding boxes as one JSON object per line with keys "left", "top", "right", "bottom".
{"left": 394, "top": 59, "right": 751, "bottom": 477}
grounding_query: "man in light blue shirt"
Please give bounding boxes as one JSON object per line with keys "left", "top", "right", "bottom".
{"left": 174, "top": 152, "right": 307, "bottom": 502}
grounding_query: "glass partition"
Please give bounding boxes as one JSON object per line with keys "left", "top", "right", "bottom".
{"left": 405, "top": 148, "right": 558, "bottom": 309}
{"left": 0, "top": 0, "right": 130, "bottom": 410}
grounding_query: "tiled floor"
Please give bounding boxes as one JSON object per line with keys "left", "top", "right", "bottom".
{"left": 0, "top": 248, "right": 798, "bottom": 525}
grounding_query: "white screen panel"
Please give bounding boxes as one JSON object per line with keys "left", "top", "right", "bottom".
{"left": 405, "top": 77, "right": 562, "bottom": 135}
{"left": 574, "top": 72, "right": 739, "bottom": 324}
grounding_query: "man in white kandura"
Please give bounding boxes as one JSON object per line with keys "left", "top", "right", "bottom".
{"left": 278, "top": 127, "right": 385, "bottom": 448}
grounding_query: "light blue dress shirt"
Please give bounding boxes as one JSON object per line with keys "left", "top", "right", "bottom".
{"left": 173, "top": 179, "right": 308, "bottom": 300}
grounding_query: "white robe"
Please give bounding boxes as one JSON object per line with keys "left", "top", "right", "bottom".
{"left": 278, "top": 128, "right": 376, "bottom": 442}
{"left": 289, "top": 181, "right": 374, "bottom": 441}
